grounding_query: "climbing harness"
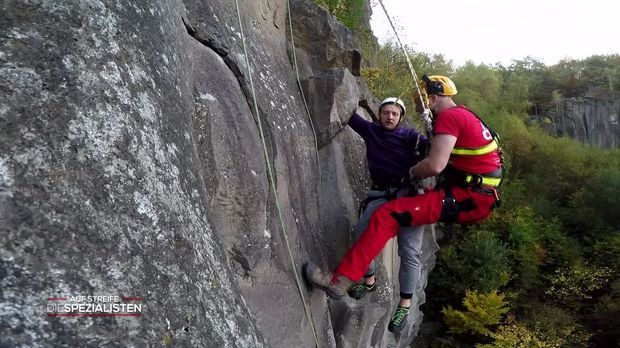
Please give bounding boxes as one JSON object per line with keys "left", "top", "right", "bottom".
{"left": 436, "top": 105, "right": 507, "bottom": 222}
{"left": 460, "top": 106, "right": 507, "bottom": 165}
{"left": 233, "top": 1, "right": 321, "bottom": 346}
{"left": 438, "top": 186, "right": 477, "bottom": 223}
{"left": 357, "top": 185, "right": 410, "bottom": 218}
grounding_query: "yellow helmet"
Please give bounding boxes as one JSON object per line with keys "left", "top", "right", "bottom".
{"left": 420, "top": 75, "right": 458, "bottom": 96}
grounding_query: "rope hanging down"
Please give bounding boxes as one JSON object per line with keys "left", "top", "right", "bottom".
{"left": 287, "top": 0, "right": 321, "bottom": 177}
{"left": 377, "top": 0, "right": 433, "bottom": 135}
{"left": 232, "top": 1, "right": 321, "bottom": 347}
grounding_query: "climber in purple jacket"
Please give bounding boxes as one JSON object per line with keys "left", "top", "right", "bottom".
{"left": 334, "top": 97, "right": 429, "bottom": 333}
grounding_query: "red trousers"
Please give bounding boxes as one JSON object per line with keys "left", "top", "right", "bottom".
{"left": 334, "top": 186, "right": 497, "bottom": 281}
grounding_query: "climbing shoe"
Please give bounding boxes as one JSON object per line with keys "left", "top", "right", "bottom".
{"left": 347, "top": 280, "right": 376, "bottom": 300}
{"left": 388, "top": 306, "right": 409, "bottom": 333}
{"left": 302, "top": 262, "right": 352, "bottom": 300}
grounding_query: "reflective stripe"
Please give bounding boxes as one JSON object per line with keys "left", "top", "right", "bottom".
{"left": 451, "top": 139, "right": 498, "bottom": 156}
{"left": 464, "top": 174, "right": 502, "bottom": 187}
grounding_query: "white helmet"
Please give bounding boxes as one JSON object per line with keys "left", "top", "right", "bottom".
{"left": 379, "top": 97, "right": 406, "bottom": 116}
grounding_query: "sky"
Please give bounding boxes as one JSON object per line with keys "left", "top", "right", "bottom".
{"left": 370, "top": 0, "right": 620, "bottom": 67}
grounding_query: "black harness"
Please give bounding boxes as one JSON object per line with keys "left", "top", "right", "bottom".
{"left": 435, "top": 107, "right": 506, "bottom": 223}
{"left": 358, "top": 179, "right": 413, "bottom": 217}
{"left": 437, "top": 166, "right": 504, "bottom": 223}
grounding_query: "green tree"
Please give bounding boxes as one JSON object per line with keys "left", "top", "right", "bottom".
{"left": 477, "top": 322, "right": 547, "bottom": 348}
{"left": 360, "top": 43, "right": 453, "bottom": 130}
{"left": 443, "top": 290, "right": 510, "bottom": 337}
{"left": 430, "top": 229, "right": 510, "bottom": 306}
{"left": 453, "top": 62, "right": 503, "bottom": 116}
{"left": 505, "top": 207, "right": 544, "bottom": 290}
{"left": 499, "top": 73, "right": 530, "bottom": 115}
{"left": 355, "top": 37, "right": 620, "bottom": 345}
{"left": 577, "top": 166, "right": 620, "bottom": 226}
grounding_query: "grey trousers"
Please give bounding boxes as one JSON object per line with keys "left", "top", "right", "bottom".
{"left": 353, "top": 188, "right": 424, "bottom": 296}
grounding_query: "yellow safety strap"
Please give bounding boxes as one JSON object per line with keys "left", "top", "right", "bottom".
{"left": 451, "top": 139, "right": 498, "bottom": 156}
{"left": 464, "top": 174, "right": 502, "bottom": 187}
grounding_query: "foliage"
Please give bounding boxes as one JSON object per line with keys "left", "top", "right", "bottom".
{"left": 523, "top": 303, "right": 593, "bottom": 347}
{"left": 545, "top": 262, "right": 612, "bottom": 308}
{"left": 360, "top": 43, "right": 453, "bottom": 130}
{"left": 522, "top": 128, "right": 594, "bottom": 203}
{"left": 595, "top": 278, "right": 620, "bottom": 312}
{"left": 356, "top": 32, "right": 619, "bottom": 345}
{"left": 534, "top": 217, "right": 582, "bottom": 270}
{"left": 501, "top": 54, "right": 620, "bottom": 114}
{"left": 504, "top": 207, "right": 544, "bottom": 289}
{"left": 498, "top": 72, "right": 530, "bottom": 115}
{"left": 574, "top": 166, "right": 620, "bottom": 227}
{"left": 360, "top": 42, "right": 411, "bottom": 101}
{"left": 313, "top": 0, "right": 366, "bottom": 31}
{"left": 480, "top": 207, "right": 581, "bottom": 293}
{"left": 443, "top": 290, "right": 510, "bottom": 337}
{"left": 590, "top": 278, "right": 620, "bottom": 345}
{"left": 431, "top": 229, "right": 510, "bottom": 303}
{"left": 590, "top": 232, "right": 620, "bottom": 274}
{"left": 488, "top": 112, "right": 532, "bottom": 175}
{"left": 452, "top": 63, "right": 504, "bottom": 116}
{"left": 476, "top": 322, "right": 547, "bottom": 348}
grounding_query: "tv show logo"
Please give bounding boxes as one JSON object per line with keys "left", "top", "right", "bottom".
{"left": 46, "top": 295, "right": 143, "bottom": 317}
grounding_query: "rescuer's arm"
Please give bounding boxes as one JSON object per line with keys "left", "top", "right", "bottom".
{"left": 409, "top": 133, "right": 456, "bottom": 179}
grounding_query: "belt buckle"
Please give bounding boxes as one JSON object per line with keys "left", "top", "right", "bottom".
{"left": 470, "top": 174, "right": 483, "bottom": 186}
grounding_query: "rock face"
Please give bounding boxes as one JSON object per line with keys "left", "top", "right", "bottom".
{"left": 0, "top": 0, "right": 437, "bottom": 347}
{"left": 550, "top": 96, "right": 620, "bottom": 149}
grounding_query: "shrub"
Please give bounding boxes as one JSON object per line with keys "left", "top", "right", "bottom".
{"left": 590, "top": 232, "right": 620, "bottom": 274}
{"left": 432, "top": 229, "right": 510, "bottom": 301}
{"left": 578, "top": 167, "right": 620, "bottom": 226}
{"left": 443, "top": 290, "right": 509, "bottom": 337}
{"left": 476, "top": 322, "right": 546, "bottom": 348}
{"left": 535, "top": 216, "right": 582, "bottom": 270}
{"left": 506, "top": 208, "right": 542, "bottom": 289}
{"left": 590, "top": 278, "right": 620, "bottom": 345}
{"left": 522, "top": 303, "right": 593, "bottom": 347}
{"left": 545, "top": 262, "right": 612, "bottom": 308}
{"left": 485, "top": 207, "right": 549, "bottom": 291}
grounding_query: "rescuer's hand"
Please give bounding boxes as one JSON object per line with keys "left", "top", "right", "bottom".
{"left": 420, "top": 108, "right": 433, "bottom": 134}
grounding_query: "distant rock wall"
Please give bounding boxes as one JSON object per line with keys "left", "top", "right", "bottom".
{"left": 551, "top": 96, "right": 620, "bottom": 149}
{"left": 0, "top": 0, "right": 437, "bottom": 347}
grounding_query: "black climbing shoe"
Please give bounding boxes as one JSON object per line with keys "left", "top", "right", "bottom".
{"left": 347, "top": 280, "right": 376, "bottom": 300}
{"left": 388, "top": 306, "right": 409, "bottom": 333}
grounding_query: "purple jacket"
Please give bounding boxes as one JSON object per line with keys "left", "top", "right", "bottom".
{"left": 348, "top": 113, "right": 429, "bottom": 188}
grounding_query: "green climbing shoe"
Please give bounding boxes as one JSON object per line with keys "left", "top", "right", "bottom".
{"left": 347, "top": 281, "right": 376, "bottom": 300}
{"left": 388, "top": 306, "right": 409, "bottom": 333}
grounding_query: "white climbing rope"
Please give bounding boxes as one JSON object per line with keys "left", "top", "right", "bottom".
{"left": 232, "top": 1, "right": 321, "bottom": 347}
{"left": 286, "top": 0, "right": 322, "bottom": 177}
{"left": 376, "top": 0, "right": 433, "bottom": 134}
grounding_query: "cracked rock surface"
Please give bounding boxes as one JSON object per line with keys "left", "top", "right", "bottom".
{"left": 550, "top": 97, "right": 620, "bottom": 149}
{"left": 1, "top": 0, "right": 438, "bottom": 347}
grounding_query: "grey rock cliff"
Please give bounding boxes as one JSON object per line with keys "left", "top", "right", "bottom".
{"left": 550, "top": 96, "right": 620, "bottom": 149}
{"left": 0, "top": 0, "right": 437, "bottom": 347}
